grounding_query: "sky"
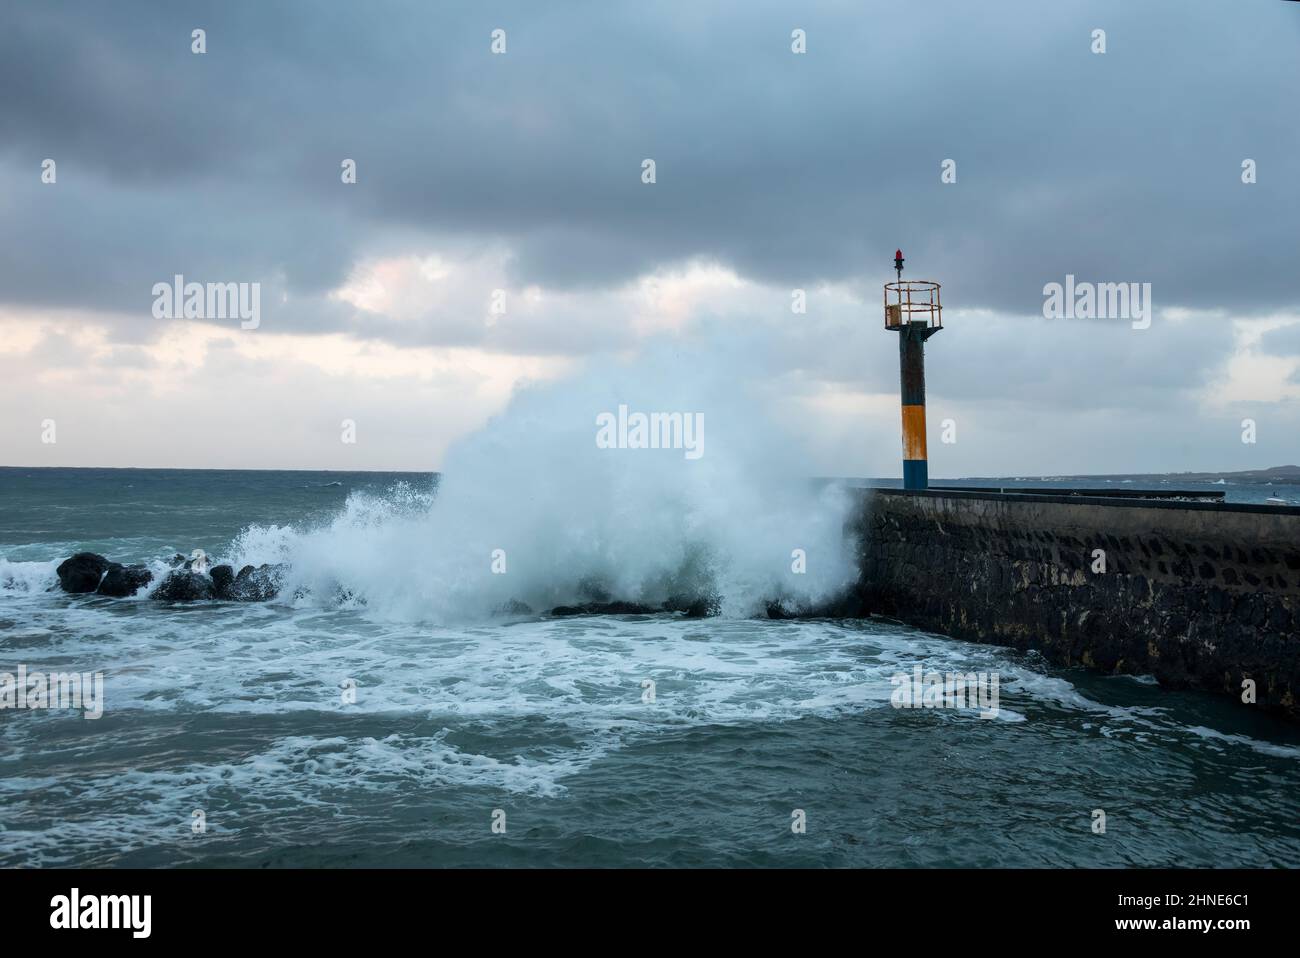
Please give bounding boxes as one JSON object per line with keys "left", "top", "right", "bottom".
{"left": 1, "top": 0, "right": 1297, "bottom": 476}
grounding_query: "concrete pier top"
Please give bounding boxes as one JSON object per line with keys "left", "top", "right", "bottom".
{"left": 881, "top": 485, "right": 1300, "bottom": 517}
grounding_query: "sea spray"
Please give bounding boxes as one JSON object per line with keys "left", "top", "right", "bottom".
{"left": 226, "top": 343, "right": 860, "bottom": 622}
{"left": 0, "top": 558, "right": 61, "bottom": 595}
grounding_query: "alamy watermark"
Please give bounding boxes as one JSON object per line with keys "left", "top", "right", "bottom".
{"left": 1043, "top": 275, "right": 1151, "bottom": 329}
{"left": 0, "top": 665, "right": 104, "bottom": 719}
{"left": 596, "top": 404, "right": 704, "bottom": 460}
{"left": 890, "top": 665, "right": 1000, "bottom": 719}
{"left": 152, "top": 274, "right": 260, "bottom": 329}
{"left": 50, "top": 889, "right": 150, "bottom": 938}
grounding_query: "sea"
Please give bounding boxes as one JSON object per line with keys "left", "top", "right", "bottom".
{"left": 2, "top": 466, "right": 1300, "bottom": 868}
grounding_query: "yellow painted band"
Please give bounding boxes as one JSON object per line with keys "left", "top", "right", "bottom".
{"left": 901, "top": 404, "right": 927, "bottom": 460}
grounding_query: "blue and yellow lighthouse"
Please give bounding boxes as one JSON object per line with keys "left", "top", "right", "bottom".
{"left": 884, "top": 250, "right": 943, "bottom": 490}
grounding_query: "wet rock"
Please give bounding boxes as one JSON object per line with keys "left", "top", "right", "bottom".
{"left": 227, "top": 563, "right": 283, "bottom": 602}
{"left": 209, "top": 564, "right": 235, "bottom": 598}
{"left": 331, "top": 585, "right": 362, "bottom": 606}
{"left": 56, "top": 553, "right": 110, "bottom": 593}
{"left": 765, "top": 600, "right": 794, "bottom": 620}
{"left": 662, "top": 593, "right": 719, "bottom": 618}
{"left": 97, "top": 563, "right": 153, "bottom": 597}
{"left": 764, "top": 590, "right": 869, "bottom": 619}
{"left": 152, "top": 571, "right": 215, "bottom": 601}
{"left": 493, "top": 599, "right": 535, "bottom": 616}
{"left": 550, "top": 601, "right": 658, "bottom": 617}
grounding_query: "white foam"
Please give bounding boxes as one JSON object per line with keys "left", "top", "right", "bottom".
{"left": 0, "top": 558, "right": 58, "bottom": 595}
{"left": 217, "top": 347, "right": 860, "bottom": 624}
{"left": 1184, "top": 725, "right": 1300, "bottom": 760}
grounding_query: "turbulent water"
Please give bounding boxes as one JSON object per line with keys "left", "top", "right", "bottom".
{"left": 2, "top": 467, "right": 1300, "bottom": 868}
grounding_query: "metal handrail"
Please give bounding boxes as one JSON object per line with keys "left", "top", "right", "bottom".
{"left": 884, "top": 280, "right": 942, "bottom": 330}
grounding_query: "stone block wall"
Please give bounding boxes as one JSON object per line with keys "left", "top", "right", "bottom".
{"left": 852, "top": 489, "right": 1300, "bottom": 717}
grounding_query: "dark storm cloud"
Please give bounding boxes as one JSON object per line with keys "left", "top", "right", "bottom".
{"left": 0, "top": 0, "right": 1297, "bottom": 339}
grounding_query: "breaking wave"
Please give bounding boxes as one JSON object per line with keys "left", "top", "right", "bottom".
{"left": 0, "top": 558, "right": 59, "bottom": 596}
{"left": 221, "top": 345, "right": 861, "bottom": 623}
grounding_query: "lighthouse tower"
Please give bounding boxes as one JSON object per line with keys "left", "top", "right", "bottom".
{"left": 883, "top": 250, "right": 943, "bottom": 490}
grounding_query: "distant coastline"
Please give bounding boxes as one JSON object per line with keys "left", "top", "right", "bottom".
{"left": 958, "top": 465, "right": 1300, "bottom": 486}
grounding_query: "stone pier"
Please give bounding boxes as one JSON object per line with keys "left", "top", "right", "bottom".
{"left": 851, "top": 488, "right": 1300, "bottom": 718}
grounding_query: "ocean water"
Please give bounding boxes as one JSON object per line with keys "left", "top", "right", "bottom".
{"left": 2, "top": 467, "right": 1300, "bottom": 868}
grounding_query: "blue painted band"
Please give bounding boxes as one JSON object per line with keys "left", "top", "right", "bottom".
{"left": 903, "top": 458, "right": 928, "bottom": 490}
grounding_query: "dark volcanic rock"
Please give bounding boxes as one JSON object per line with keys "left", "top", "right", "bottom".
{"left": 57, "top": 551, "right": 283, "bottom": 603}
{"left": 56, "top": 553, "right": 110, "bottom": 593}
{"left": 209, "top": 564, "right": 235, "bottom": 598}
{"left": 96, "top": 563, "right": 153, "bottom": 597}
{"left": 148, "top": 562, "right": 282, "bottom": 602}
{"left": 550, "top": 601, "right": 659, "bottom": 616}
{"left": 227, "top": 563, "right": 283, "bottom": 602}
{"left": 548, "top": 594, "right": 722, "bottom": 617}
{"left": 152, "top": 571, "right": 215, "bottom": 601}
{"left": 663, "top": 593, "right": 720, "bottom": 618}
{"left": 493, "top": 599, "right": 535, "bottom": 616}
{"left": 765, "top": 591, "right": 870, "bottom": 619}
{"left": 765, "top": 600, "right": 793, "bottom": 620}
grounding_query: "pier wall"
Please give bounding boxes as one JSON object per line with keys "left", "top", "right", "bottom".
{"left": 852, "top": 489, "right": 1300, "bottom": 717}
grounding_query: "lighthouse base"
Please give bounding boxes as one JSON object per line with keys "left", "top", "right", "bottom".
{"left": 902, "top": 459, "right": 928, "bottom": 490}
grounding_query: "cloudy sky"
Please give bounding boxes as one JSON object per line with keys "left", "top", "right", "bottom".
{"left": 1, "top": 0, "right": 1297, "bottom": 476}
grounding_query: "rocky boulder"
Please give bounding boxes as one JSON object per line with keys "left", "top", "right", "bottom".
{"left": 56, "top": 553, "right": 110, "bottom": 593}
{"left": 55, "top": 551, "right": 285, "bottom": 603}
{"left": 663, "top": 592, "right": 721, "bottom": 618}
{"left": 765, "top": 590, "right": 870, "bottom": 619}
{"left": 209, "top": 564, "right": 235, "bottom": 598}
{"left": 492, "top": 599, "right": 535, "bottom": 616}
{"left": 550, "top": 601, "right": 659, "bottom": 616}
{"left": 226, "top": 563, "right": 283, "bottom": 602}
{"left": 152, "top": 571, "right": 215, "bottom": 601}
{"left": 97, "top": 563, "right": 153, "bottom": 597}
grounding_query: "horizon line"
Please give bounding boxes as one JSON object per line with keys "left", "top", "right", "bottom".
{"left": 1, "top": 464, "right": 1294, "bottom": 479}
